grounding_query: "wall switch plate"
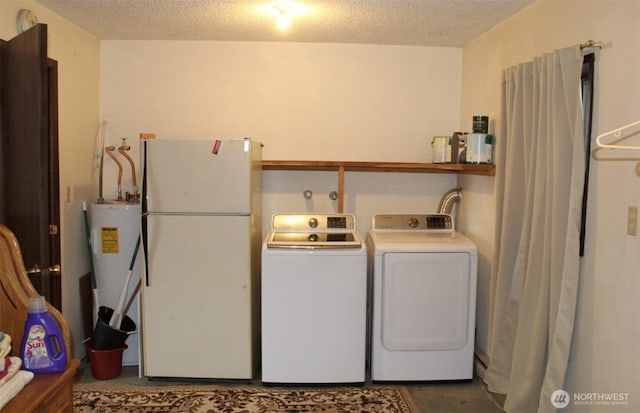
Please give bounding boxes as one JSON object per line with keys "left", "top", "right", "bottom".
{"left": 627, "top": 205, "right": 638, "bottom": 236}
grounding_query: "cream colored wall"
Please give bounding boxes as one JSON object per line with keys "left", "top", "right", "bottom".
{"left": 460, "top": 1, "right": 640, "bottom": 411}
{"left": 100, "top": 41, "right": 462, "bottom": 236}
{"left": 1, "top": 1, "right": 100, "bottom": 359}
{"left": 12, "top": 4, "right": 635, "bottom": 401}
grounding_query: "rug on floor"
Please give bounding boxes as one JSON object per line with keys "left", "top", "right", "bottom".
{"left": 73, "top": 384, "right": 419, "bottom": 413}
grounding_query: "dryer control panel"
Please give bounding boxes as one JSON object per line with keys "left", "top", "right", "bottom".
{"left": 426, "top": 214, "right": 452, "bottom": 230}
{"left": 371, "top": 214, "right": 453, "bottom": 231}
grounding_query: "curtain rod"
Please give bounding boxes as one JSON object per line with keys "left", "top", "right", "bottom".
{"left": 580, "top": 40, "right": 603, "bottom": 50}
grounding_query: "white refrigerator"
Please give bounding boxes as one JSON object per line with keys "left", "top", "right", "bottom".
{"left": 140, "top": 138, "right": 262, "bottom": 379}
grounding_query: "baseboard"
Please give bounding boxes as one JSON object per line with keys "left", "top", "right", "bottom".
{"left": 473, "top": 347, "right": 489, "bottom": 380}
{"left": 474, "top": 347, "right": 506, "bottom": 411}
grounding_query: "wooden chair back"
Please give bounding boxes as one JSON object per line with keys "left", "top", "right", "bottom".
{"left": 0, "top": 224, "right": 72, "bottom": 357}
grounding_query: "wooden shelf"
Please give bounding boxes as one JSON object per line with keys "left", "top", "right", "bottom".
{"left": 262, "top": 160, "right": 495, "bottom": 176}
{"left": 261, "top": 160, "right": 494, "bottom": 213}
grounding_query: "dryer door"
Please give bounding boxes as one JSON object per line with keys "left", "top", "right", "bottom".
{"left": 382, "top": 252, "right": 471, "bottom": 351}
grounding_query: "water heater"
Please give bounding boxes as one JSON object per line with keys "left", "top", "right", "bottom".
{"left": 89, "top": 202, "right": 141, "bottom": 366}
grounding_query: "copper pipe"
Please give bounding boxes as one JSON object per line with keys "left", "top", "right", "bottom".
{"left": 118, "top": 139, "right": 138, "bottom": 199}
{"left": 105, "top": 146, "right": 123, "bottom": 201}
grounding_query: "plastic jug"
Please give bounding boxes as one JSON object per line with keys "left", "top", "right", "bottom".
{"left": 20, "top": 296, "right": 67, "bottom": 373}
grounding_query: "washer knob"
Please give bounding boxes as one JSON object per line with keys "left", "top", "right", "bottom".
{"left": 309, "top": 218, "right": 318, "bottom": 228}
{"left": 407, "top": 217, "right": 419, "bottom": 228}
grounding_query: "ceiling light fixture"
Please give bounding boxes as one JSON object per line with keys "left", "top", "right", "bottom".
{"left": 275, "top": 4, "right": 291, "bottom": 30}
{"left": 259, "top": 1, "right": 310, "bottom": 32}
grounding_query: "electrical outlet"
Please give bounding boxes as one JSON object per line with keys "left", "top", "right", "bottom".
{"left": 627, "top": 205, "right": 638, "bottom": 236}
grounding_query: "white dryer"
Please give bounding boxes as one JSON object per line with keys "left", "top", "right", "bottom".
{"left": 366, "top": 214, "right": 477, "bottom": 381}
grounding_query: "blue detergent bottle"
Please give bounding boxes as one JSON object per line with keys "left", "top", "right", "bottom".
{"left": 20, "top": 296, "right": 67, "bottom": 373}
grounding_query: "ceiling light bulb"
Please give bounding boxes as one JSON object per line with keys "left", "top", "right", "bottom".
{"left": 277, "top": 14, "right": 291, "bottom": 30}
{"left": 274, "top": 4, "right": 291, "bottom": 30}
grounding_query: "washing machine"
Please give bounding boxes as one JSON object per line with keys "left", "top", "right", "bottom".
{"left": 366, "top": 213, "right": 477, "bottom": 381}
{"left": 261, "top": 214, "right": 367, "bottom": 384}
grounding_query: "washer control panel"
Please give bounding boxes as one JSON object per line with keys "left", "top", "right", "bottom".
{"left": 371, "top": 214, "right": 454, "bottom": 231}
{"left": 268, "top": 214, "right": 361, "bottom": 249}
{"left": 271, "top": 214, "right": 356, "bottom": 232}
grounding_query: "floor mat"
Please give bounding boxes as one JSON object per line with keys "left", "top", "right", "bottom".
{"left": 73, "top": 383, "right": 420, "bottom": 412}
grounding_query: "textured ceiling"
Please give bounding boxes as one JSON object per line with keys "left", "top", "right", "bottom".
{"left": 33, "top": 0, "right": 534, "bottom": 47}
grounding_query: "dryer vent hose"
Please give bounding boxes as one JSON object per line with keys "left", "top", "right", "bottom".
{"left": 437, "top": 187, "right": 462, "bottom": 214}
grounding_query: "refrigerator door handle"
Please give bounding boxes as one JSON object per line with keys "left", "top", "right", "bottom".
{"left": 141, "top": 139, "right": 150, "bottom": 286}
{"left": 141, "top": 213, "right": 150, "bottom": 287}
{"left": 142, "top": 139, "right": 148, "bottom": 214}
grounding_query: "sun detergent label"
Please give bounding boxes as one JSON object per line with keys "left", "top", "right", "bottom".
{"left": 23, "top": 324, "right": 53, "bottom": 369}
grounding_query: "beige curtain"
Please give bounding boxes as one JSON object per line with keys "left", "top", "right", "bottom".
{"left": 484, "top": 46, "right": 585, "bottom": 413}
